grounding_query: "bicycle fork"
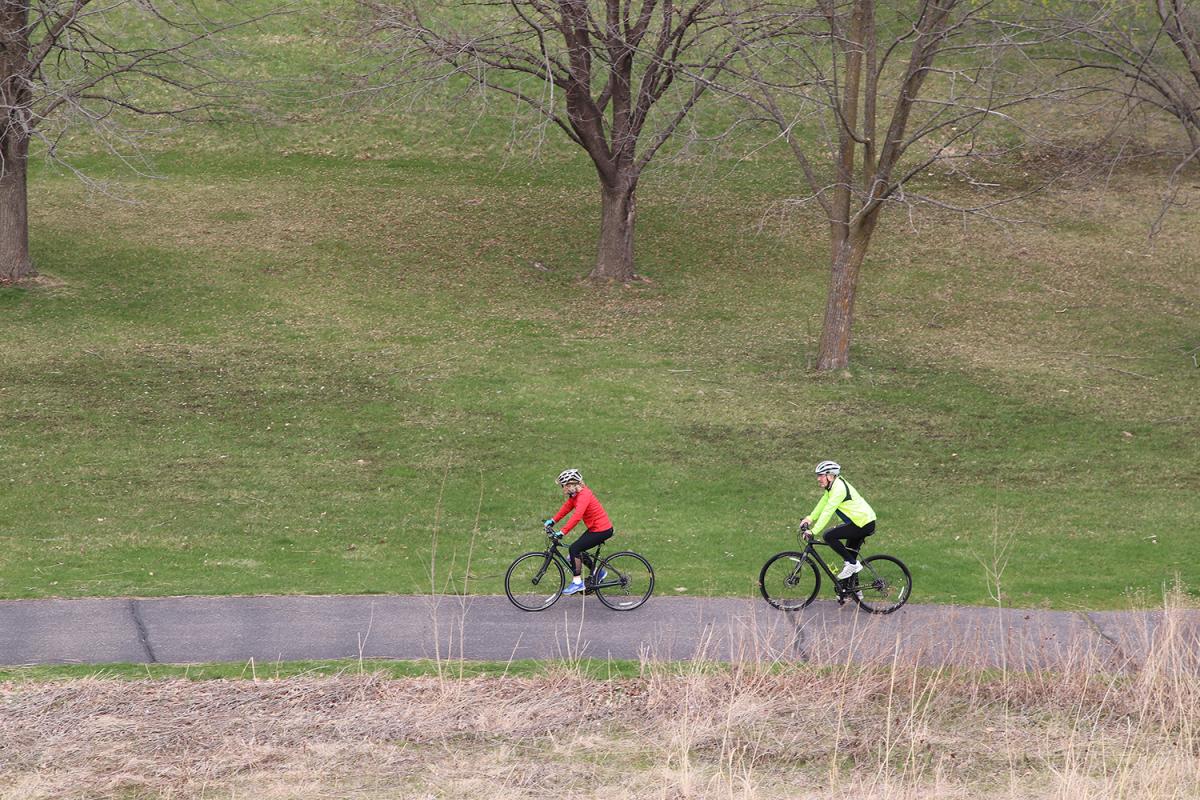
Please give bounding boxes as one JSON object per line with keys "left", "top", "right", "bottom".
{"left": 530, "top": 553, "right": 555, "bottom": 586}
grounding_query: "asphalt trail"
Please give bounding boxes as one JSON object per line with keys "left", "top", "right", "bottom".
{"left": 1, "top": 594, "right": 1196, "bottom": 671}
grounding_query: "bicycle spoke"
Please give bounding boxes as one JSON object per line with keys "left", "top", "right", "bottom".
{"left": 759, "top": 552, "right": 820, "bottom": 610}
{"left": 505, "top": 552, "right": 566, "bottom": 611}
{"left": 595, "top": 552, "right": 654, "bottom": 611}
{"left": 852, "top": 555, "right": 911, "bottom": 614}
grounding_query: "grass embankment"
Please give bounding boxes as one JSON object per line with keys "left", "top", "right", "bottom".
{"left": 3, "top": 598, "right": 1198, "bottom": 799}
{"left": 0, "top": 5, "right": 1197, "bottom": 608}
{"left": 0, "top": 658, "right": 645, "bottom": 683}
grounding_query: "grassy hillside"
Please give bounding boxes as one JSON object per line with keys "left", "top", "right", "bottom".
{"left": 0, "top": 5, "right": 1196, "bottom": 608}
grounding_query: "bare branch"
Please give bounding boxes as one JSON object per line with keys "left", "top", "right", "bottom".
{"left": 725, "top": 0, "right": 1067, "bottom": 370}
{"left": 1049, "top": 0, "right": 1200, "bottom": 235}
{"left": 1, "top": 1, "right": 288, "bottom": 281}
{"left": 356, "top": 0, "right": 775, "bottom": 280}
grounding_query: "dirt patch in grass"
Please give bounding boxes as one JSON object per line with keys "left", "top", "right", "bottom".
{"left": 0, "top": 274, "right": 72, "bottom": 297}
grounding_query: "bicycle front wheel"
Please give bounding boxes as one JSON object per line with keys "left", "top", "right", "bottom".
{"left": 505, "top": 552, "right": 565, "bottom": 611}
{"left": 852, "top": 555, "right": 912, "bottom": 614}
{"left": 594, "top": 551, "right": 654, "bottom": 611}
{"left": 759, "top": 551, "right": 820, "bottom": 610}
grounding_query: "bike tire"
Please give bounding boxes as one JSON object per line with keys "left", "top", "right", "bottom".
{"left": 504, "top": 552, "right": 566, "bottom": 611}
{"left": 851, "top": 554, "right": 912, "bottom": 614}
{"left": 594, "top": 551, "right": 654, "bottom": 611}
{"left": 759, "top": 551, "right": 820, "bottom": 610}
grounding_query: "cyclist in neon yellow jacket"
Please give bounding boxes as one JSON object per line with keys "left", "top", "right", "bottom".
{"left": 800, "top": 461, "right": 877, "bottom": 580}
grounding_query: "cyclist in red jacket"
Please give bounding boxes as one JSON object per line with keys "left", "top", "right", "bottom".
{"left": 544, "top": 468, "right": 613, "bottom": 595}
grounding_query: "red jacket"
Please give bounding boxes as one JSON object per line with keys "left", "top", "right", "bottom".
{"left": 553, "top": 486, "right": 613, "bottom": 534}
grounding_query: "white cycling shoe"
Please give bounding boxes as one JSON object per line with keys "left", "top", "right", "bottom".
{"left": 836, "top": 561, "right": 863, "bottom": 580}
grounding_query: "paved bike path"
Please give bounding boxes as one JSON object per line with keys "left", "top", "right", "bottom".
{"left": 2, "top": 594, "right": 1197, "bottom": 671}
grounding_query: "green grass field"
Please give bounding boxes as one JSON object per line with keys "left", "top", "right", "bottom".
{"left": 1, "top": 5, "right": 1197, "bottom": 609}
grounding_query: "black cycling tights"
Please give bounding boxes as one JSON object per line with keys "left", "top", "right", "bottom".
{"left": 823, "top": 520, "right": 876, "bottom": 563}
{"left": 568, "top": 528, "right": 614, "bottom": 576}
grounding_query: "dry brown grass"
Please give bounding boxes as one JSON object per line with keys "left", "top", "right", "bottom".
{"left": 3, "top": 599, "right": 1198, "bottom": 800}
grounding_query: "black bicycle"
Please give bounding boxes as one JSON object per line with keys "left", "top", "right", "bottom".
{"left": 759, "top": 526, "right": 911, "bottom": 614}
{"left": 504, "top": 528, "right": 654, "bottom": 612}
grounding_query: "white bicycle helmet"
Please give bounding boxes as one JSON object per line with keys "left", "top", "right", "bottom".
{"left": 814, "top": 460, "right": 841, "bottom": 476}
{"left": 556, "top": 468, "right": 583, "bottom": 486}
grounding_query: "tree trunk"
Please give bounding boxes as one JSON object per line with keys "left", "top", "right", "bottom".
{"left": 1, "top": 3, "right": 33, "bottom": 283}
{"left": 0, "top": 134, "right": 32, "bottom": 283}
{"left": 816, "top": 216, "right": 878, "bottom": 371}
{"left": 589, "top": 179, "right": 637, "bottom": 281}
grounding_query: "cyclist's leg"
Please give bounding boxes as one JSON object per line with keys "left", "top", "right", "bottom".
{"left": 569, "top": 528, "right": 613, "bottom": 575}
{"left": 823, "top": 521, "right": 870, "bottom": 563}
{"left": 845, "top": 520, "right": 877, "bottom": 562}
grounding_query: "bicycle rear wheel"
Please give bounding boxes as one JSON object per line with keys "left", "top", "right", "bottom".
{"left": 594, "top": 551, "right": 654, "bottom": 610}
{"left": 851, "top": 555, "right": 912, "bottom": 614}
{"left": 759, "top": 551, "right": 820, "bottom": 610}
{"left": 504, "top": 552, "right": 565, "bottom": 611}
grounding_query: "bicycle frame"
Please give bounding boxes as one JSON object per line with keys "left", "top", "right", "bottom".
{"left": 760, "top": 530, "right": 910, "bottom": 613}
{"left": 533, "top": 533, "right": 617, "bottom": 590}
{"left": 797, "top": 534, "right": 864, "bottom": 597}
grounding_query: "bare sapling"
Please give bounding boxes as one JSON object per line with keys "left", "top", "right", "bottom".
{"left": 725, "top": 1, "right": 1067, "bottom": 369}
{"left": 357, "top": 0, "right": 777, "bottom": 282}
{"left": 0, "top": 1, "right": 277, "bottom": 283}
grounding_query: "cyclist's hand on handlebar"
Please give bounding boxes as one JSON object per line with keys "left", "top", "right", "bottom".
{"left": 543, "top": 518, "right": 555, "bottom": 530}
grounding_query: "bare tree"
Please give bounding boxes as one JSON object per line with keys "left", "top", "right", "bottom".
{"left": 729, "top": 1, "right": 1055, "bottom": 370}
{"left": 1, "top": 2, "right": 263, "bottom": 283}
{"left": 1054, "top": 1, "right": 1200, "bottom": 235}
{"left": 359, "top": 0, "right": 768, "bottom": 282}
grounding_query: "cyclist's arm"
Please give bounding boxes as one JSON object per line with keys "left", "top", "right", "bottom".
{"left": 551, "top": 498, "right": 572, "bottom": 527}
{"left": 560, "top": 493, "right": 590, "bottom": 534}
{"left": 809, "top": 479, "right": 848, "bottom": 534}
{"left": 805, "top": 493, "right": 828, "bottom": 531}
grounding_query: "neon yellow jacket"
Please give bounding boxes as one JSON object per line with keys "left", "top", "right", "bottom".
{"left": 808, "top": 476, "right": 876, "bottom": 533}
